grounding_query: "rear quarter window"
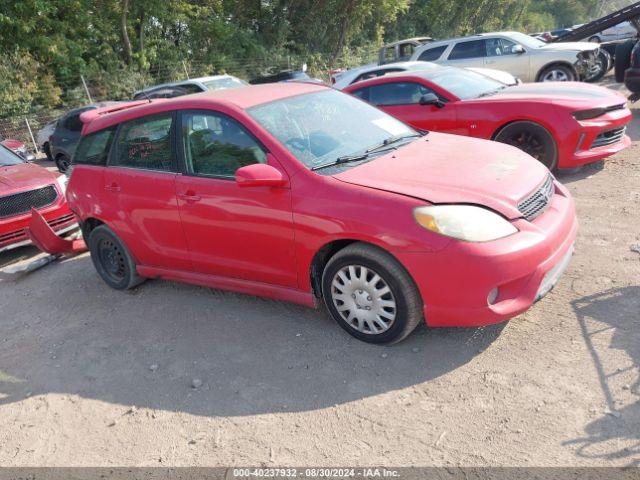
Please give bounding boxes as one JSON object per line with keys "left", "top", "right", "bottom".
{"left": 73, "top": 127, "right": 116, "bottom": 166}
{"left": 418, "top": 45, "right": 447, "bottom": 61}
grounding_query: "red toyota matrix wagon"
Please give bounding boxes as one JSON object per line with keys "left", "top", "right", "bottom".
{"left": 66, "top": 83, "right": 577, "bottom": 344}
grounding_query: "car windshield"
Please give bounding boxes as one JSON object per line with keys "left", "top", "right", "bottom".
{"left": 0, "top": 145, "right": 24, "bottom": 166}
{"left": 248, "top": 89, "right": 417, "bottom": 170}
{"left": 508, "top": 32, "right": 546, "bottom": 48}
{"left": 203, "top": 77, "right": 247, "bottom": 90}
{"left": 428, "top": 68, "right": 506, "bottom": 100}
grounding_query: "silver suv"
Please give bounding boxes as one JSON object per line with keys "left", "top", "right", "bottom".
{"left": 410, "top": 31, "right": 599, "bottom": 82}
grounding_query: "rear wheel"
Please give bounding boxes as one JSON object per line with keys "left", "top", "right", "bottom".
{"left": 43, "top": 142, "right": 53, "bottom": 162}
{"left": 321, "top": 243, "right": 423, "bottom": 344}
{"left": 538, "top": 64, "right": 576, "bottom": 82}
{"left": 494, "top": 121, "right": 558, "bottom": 171}
{"left": 615, "top": 40, "right": 635, "bottom": 82}
{"left": 88, "top": 225, "right": 144, "bottom": 290}
{"left": 55, "top": 153, "right": 71, "bottom": 173}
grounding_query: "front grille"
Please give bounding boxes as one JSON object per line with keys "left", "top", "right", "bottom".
{"left": 518, "top": 174, "right": 554, "bottom": 221}
{"left": 0, "top": 185, "right": 58, "bottom": 219}
{"left": 591, "top": 127, "right": 626, "bottom": 149}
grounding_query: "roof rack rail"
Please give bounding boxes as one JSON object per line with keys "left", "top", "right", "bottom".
{"left": 552, "top": 1, "right": 640, "bottom": 42}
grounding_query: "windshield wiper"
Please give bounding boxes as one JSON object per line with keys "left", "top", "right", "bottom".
{"left": 311, "top": 132, "right": 426, "bottom": 171}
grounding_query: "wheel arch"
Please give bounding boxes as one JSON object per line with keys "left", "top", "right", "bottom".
{"left": 79, "top": 217, "right": 105, "bottom": 240}
{"left": 309, "top": 238, "right": 409, "bottom": 299}
{"left": 491, "top": 118, "right": 557, "bottom": 142}
{"left": 535, "top": 61, "right": 577, "bottom": 82}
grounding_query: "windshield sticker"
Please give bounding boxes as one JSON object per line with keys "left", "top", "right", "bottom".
{"left": 372, "top": 118, "right": 408, "bottom": 136}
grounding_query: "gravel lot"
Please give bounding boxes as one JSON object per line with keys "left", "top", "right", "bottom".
{"left": 0, "top": 80, "right": 638, "bottom": 467}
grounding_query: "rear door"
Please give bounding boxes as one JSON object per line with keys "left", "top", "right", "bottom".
{"left": 351, "top": 81, "right": 459, "bottom": 133}
{"left": 444, "top": 39, "right": 486, "bottom": 69}
{"left": 174, "top": 109, "right": 297, "bottom": 288}
{"left": 102, "top": 112, "right": 191, "bottom": 271}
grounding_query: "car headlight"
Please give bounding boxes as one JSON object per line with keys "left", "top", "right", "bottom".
{"left": 56, "top": 174, "right": 68, "bottom": 194}
{"left": 413, "top": 205, "right": 518, "bottom": 242}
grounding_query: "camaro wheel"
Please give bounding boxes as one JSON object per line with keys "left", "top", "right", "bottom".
{"left": 538, "top": 65, "right": 576, "bottom": 82}
{"left": 88, "top": 225, "right": 144, "bottom": 290}
{"left": 494, "top": 121, "right": 558, "bottom": 171}
{"left": 55, "top": 154, "right": 71, "bottom": 173}
{"left": 321, "top": 243, "right": 422, "bottom": 344}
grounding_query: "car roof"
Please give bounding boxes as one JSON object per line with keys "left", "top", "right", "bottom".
{"left": 83, "top": 82, "right": 328, "bottom": 135}
{"left": 417, "top": 31, "right": 520, "bottom": 49}
{"left": 134, "top": 75, "right": 240, "bottom": 95}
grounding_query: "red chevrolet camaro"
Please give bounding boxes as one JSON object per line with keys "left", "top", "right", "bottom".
{"left": 0, "top": 144, "right": 76, "bottom": 252}
{"left": 66, "top": 83, "right": 576, "bottom": 344}
{"left": 343, "top": 66, "right": 631, "bottom": 170}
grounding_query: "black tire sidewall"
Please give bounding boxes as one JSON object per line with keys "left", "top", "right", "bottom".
{"left": 89, "top": 226, "right": 137, "bottom": 290}
{"left": 615, "top": 40, "right": 635, "bottom": 83}
{"left": 56, "top": 154, "right": 70, "bottom": 173}
{"left": 495, "top": 121, "right": 558, "bottom": 171}
{"left": 321, "top": 251, "right": 413, "bottom": 344}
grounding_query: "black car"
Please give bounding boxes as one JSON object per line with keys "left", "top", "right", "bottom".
{"left": 49, "top": 102, "right": 118, "bottom": 172}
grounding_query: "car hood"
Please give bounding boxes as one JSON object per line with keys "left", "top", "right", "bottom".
{"left": 0, "top": 162, "right": 58, "bottom": 195}
{"left": 538, "top": 41, "right": 598, "bottom": 52}
{"left": 333, "top": 132, "right": 549, "bottom": 220}
{"left": 476, "top": 82, "right": 627, "bottom": 107}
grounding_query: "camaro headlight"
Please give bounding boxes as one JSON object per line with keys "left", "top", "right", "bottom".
{"left": 56, "top": 174, "right": 68, "bottom": 194}
{"left": 414, "top": 205, "right": 518, "bottom": 242}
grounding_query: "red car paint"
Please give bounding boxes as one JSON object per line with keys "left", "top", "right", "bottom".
{"left": 67, "top": 83, "right": 577, "bottom": 328}
{"left": 0, "top": 147, "right": 76, "bottom": 252}
{"left": 0, "top": 138, "right": 24, "bottom": 151}
{"left": 344, "top": 72, "right": 631, "bottom": 169}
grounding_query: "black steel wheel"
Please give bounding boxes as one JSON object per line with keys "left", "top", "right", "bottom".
{"left": 55, "top": 154, "right": 71, "bottom": 173}
{"left": 89, "top": 225, "right": 144, "bottom": 290}
{"left": 494, "top": 121, "right": 558, "bottom": 171}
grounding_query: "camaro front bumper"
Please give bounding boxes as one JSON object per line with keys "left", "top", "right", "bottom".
{"left": 392, "top": 180, "right": 577, "bottom": 327}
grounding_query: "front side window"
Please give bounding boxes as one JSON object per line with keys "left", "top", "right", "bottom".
{"left": 486, "top": 38, "right": 518, "bottom": 56}
{"left": 427, "top": 68, "right": 505, "bottom": 100}
{"left": 248, "top": 90, "right": 416, "bottom": 170}
{"left": 112, "top": 114, "right": 174, "bottom": 172}
{"left": 448, "top": 40, "right": 486, "bottom": 60}
{"left": 418, "top": 45, "right": 447, "bottom": 61}
{"left": 181, "top": 111, "right": 266, "bottom": 177}
{"left": 361, "top": 82, "right": 436, "bottom": 106}
{"left": 73, "top": 127, "right": 116, "bottom": 166}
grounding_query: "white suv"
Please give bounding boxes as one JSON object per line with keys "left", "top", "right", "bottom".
{"left": 410, "top": 31, "right": 599, "bottom": 82}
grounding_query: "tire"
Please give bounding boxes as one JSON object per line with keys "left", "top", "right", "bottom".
{"left": 494, "top": 121, "right": 558, "bottom": 171}
{"left": 585, "top": 50, "right": 611, "bottom": 83}
{"left": 43, "top": 142, "right": 53, "bottom": 162}
{"left": 537, "top": 64, "right": 576, "bottom": 82}
{"left": 615, "top": 40, "right": 635, "bottom": 83}
{"left": 321, "top": 242, "right": 423, "bottom": 344}
{"left": 55, "top": 153, "right": 71, "bottom": 173}
{"left": 88, "top": 225, "right": 144, "bottom": 290}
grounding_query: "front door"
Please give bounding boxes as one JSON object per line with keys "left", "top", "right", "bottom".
{"left": 175, "top": 110, "right": 297, "bottom": 288}
{"left": 483, "top": 37, "right": 530, "bottom": 81}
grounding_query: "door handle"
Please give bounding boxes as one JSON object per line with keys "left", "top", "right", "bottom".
{"left": 104, "top": 183, "right": 121, "bottom": 193}
{"left": 178, "top": 192, "right": 202, "bottom": 203}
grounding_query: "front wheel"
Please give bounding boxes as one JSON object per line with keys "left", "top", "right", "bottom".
{"left": 88, "top": 225, "right": 144, "bottom": 290}
{"left": 494, "top": 121, "right": 558, "bottom": 171}
{"left": 321, "top": 243, "right": 423, "bottom": 344}
{"left": 538, "top": 64, "right": 576, "bottom": 82}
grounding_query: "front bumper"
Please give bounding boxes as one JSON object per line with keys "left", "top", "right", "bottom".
{"left": 559, "top": 107, "right": 632, "bottom": 168}
{"left": 0, "top": 203, "right": 77, "bottom": 253}
{"left": 393, "top": 180, "right": 577, "bottom": 327}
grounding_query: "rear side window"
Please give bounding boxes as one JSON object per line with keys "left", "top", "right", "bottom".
{"left": 63, "top": 114, "right": 84, "bottom": 132}
{"left": 73, "top": 128, "right": 116, "bottom": 166}
{"left": 448, "top": 40, "right": 486, "bottom": 60}
{"left": 418, "top": 45, "right": 447, "bottom": 61}
{"left": 112, "top": 114, "right": 175, "bottom": 172}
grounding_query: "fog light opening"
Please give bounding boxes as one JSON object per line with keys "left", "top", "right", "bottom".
{"left": 487, "top": 288, "right": 499, "bottom": 306}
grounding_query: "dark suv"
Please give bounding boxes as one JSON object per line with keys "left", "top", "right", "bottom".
{"left": 50, "top": 102, "right": 118, "bottom": 172}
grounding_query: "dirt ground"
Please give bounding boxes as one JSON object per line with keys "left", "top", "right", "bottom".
{"left": 0, "top": 79, "right": 638, "bottom": 468}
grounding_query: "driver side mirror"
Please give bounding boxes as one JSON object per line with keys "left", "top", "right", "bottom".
{"left": 512, "top": 44, "right": 525, "bottom": 54}
{"left": 235, "top": 162, "right": 288, "bottom": 188}
{"left": 419, "top": 93, "right": 445, "bottom": 108}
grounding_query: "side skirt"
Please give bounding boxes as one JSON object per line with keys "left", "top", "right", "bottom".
{"left": 137, "top": 265, "right": 318, "bottom": 309}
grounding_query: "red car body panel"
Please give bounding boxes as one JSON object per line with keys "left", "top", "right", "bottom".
{"left": 344, "top": 75, "right": 632, "bottom": 169}
{"left": 67, "top": 84, "right": 577, "bottom": 327}
{"left": 0, "top": 162, "right": 76, "bottom": 251}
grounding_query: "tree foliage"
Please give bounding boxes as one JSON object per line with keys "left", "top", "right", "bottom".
{"left": 0, "top": 0, "right": 624, "bottom": 115}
